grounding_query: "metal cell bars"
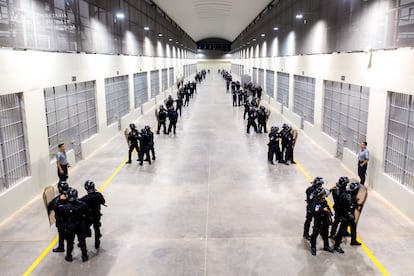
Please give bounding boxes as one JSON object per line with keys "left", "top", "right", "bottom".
{"left": 161, "top": 68, "right": 167, "bottom": 92}
{"left": 385, "top": 92, "right": 414, "bottom": 191}
{"left": 44, "top": 81, "right": 97, "bottom": 160}
{"left": 0, "top": 93, "right": 28, "bottom": 192}
{"left": 266, "top": 70, "right": 275, "bottom": 98}
{"left": 150, "top": 70, "right": 160, "bottom": 99}
{"left": 258, "top": 69, "right": 264, "bottom": 88}
{"left": 252, "top": 67, "right": 258, "bottom": 84}
{"left": 293, "top": 75, "right": 315, "bottom": 124}
{"left": 277, "top": 72, "right": 289, "bottom": 107}
{"left": 133, "top": 72, "right": 148, "bottom": 108}
{"left": 322, "top": 81, "right": 369, "bottom": 153}
{"left": 169, "top": 67, "right": 174, "bottom": 87}
{"left": 105, "top": 75, "right": 129, "bottom": 126}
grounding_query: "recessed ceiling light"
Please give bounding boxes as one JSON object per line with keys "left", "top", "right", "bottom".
{"left": 252, "top": 38, "right": 256, "bottom": 41}
{"left": 273, "top": 27, "right": 279, "bottom": 31}
{"left": 261, "top": 33, "right": 265, "bottom": 37}
{"left": 116, "top": 13, "right": 125, "bottom": 19}
{"left": 296, "top": 14, "right": 303, "bottom": 19}
{"left": 158, "top": 33, "right": 163, "bottom": 37}
{"left": 144, "top": 26, "right": 150, "bottom": 31}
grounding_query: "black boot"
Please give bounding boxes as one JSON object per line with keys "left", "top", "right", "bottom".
{"left": 311, "top": 247, "right": 316, "bottom": 256}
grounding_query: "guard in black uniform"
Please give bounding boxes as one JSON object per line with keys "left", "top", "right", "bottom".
{"left": 126, "top": 123, "right": 140, "bottom": 164}
{"left": 243, "top": 100, "right": 250, "bottom": 120}
{"left": 138, "top": 128, "right": 151, "bottom": 165}
{"left": 57, "top": 188, "right": 89, "bottom": 262}
{"left": 303, "top": 177, "right": 325, "bottom": 240}
{"left": 48, "top": 180, "right": 70, "bottom": 253}
{"left": 145, "top": 125, "right": 156, "bottom": 160}
{"left": 232, "top": 89, "right": 237, "bottom": 106}
{"left": 310, "top": 187, "right": 334, "bottom": 256}
{"left": 267, "top": 126, "right": 281, "bottom": 164}
{"left": 80, "top": 180, "right": 106, "bottom": 249}
{"left": 347, "top": 181, "right": 362, "bottom": 246}
{"left": 175, "top": 95, "right": 183, "bottom": 117}
{"left": 167, "top": 107, "right": 178, "bottom": 135}
{"left": 246, "top": 106, "right": 258, "bottom": 134}
{"left": 257, "top": 106, "right": 267, "bottom": 133}
{"left": 157, "top": 106, "right": 168, "bottom": 134}
{"left": 332, "top": 177, "right": 354, "bottom": 253}
{"left": 165, "top": 95, "right": 174, "bottom": 109}
{"left": 329, "top": 176, "right": 349, "bottom": 239}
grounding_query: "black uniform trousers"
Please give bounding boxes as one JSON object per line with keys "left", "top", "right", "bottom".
{"left": 358, "top": 161, "right": 367, "bottom": 185}
{"left": 128, "top": 143, "right": 139, "bottom": 162}
{"left": 58, "top": 164, "right": 68, "bottom": 181}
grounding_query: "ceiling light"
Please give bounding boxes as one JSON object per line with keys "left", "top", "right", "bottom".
{"left": 116, "top": 12, "right": 125, "bottom": 19}
{"left": 158, "top": 33, "right": 163, "bottom": 37}
{"left": 176, "top": 41, "right": 179, "bottom": 44}
{"left": 252, "top": 38, "right": 256, "bottom": 41}
{"left": 261, "top": 33, "right": 265, "bottom": 37}
{"left": 295, "top": 14, "right": 303, "bottom": 19}
{"left": 144, "top": 26, "right": 150, "bottom": 31}
{"left": 273, "top": 27, "right": 279, "bottom": 31}
{"left": 168, "top": 38, "right": 173, "bottom": 41}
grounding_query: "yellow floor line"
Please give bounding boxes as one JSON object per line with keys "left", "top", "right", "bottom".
{"left": 22, "top": 158, "right": 127, "bottom": 276}
{"left": 294, "top": 158, "right": 390, "bottom": 276}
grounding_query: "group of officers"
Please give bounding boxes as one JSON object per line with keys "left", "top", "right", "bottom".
{"left": 304, "top": 176, "right": 363, "bottom": 256}
{"left": 267, "top": 123, "right": 298, "bottom": 165}
{"left": 48, "top": 180, "right": 106, "bottom": 262}
{"left": 126, "top": 124, "right": 155, "bottom": 165}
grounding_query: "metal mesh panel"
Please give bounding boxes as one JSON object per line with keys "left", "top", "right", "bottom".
{"left": 266, "top": 70, "right": 275, "bottom": 98}
{"left": 322, "top": 81, "right": 370, "bottom": 153}
{"left": 161, "top": 69, "right": 168, "bottom": 92}
{"left": 0, "top": 93, "right": 28, "bottom": 192}
{"left": 293, "top": 75, "right": 315, "bottom": 124}
{"left": 105, "top": 75, "right": 129, "bottom": 126}
{"left": 169, "top": 67, "right": 174, "bottom": 87}
{"left": 133, "top": 72, "right": 148, "bottom": 108}
{"left": 385, "top": 92, "right": 414, "bottom": 191}
{"left": 150, "top": 70, "right": 160, "bottom": 99}
{"left": 252, "top": 67, "right": 258, "bottom": 84}
{"left": 45, "top": 81, "right": 97, "bottom": 160}
{"left": 258, "top": 69, "right": 264, "bottom": 87}
{"left": 277, "top": 72, "right": 289, "bottom": 107}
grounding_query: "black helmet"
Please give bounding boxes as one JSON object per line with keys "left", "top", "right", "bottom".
{"left": 68, "top": 188, "right": 78, "bottom": 201}
{"left": 159, "top": 105, "right": 164, "bottom": 110}
{"left": 57, "top": 180, "right": 69, "bottom": 194}
{"left": 84, "top": 180, "right": 95, "bottom": 193}
{"left": 144, "top": 125, "right": 151, "bottom": 131}
{"left": 337, "top": 176, "right": 350, "bottom": 189}
{"left": 348, "top": 181, "right": 360, "bottom": 192}
{"left": 312, "top": 177, "right": 325, "bottom": 188}
{"left": 141, "top": 128, "right": 146, "bottom": 133}
{"left": 129, "top": 123, "right": 136, "bottom": 130}
{"left": 270, "top": 126, "right": 279, "bottom": 132}
{"left": 282, "top": 123, "right": 288, "bottom": 129}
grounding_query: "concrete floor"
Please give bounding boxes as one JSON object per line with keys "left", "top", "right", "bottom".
{"left": 1, "top": 73, "right": 414, "bottom": 276}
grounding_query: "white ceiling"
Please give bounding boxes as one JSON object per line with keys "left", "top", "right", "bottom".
{"left": 152, "top": 0, "right": 273, "bottom": 42}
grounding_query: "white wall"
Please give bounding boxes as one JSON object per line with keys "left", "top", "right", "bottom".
{"left": 0, "top": 48, "right": 196, "bottom": 223}
{"left": 232, "top": 47, "right": 414, "bottom": 220}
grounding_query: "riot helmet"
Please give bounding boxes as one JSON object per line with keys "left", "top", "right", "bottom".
{"left": 144, "top": 125, "right": 151, "bottom": 131}
{"left": 84, "top": 180, "right": 96, "bottom": 193}
{"left": 312, "top": 177, "right": 325, "bottom": 188}
{"left": 282, "top": 123, "right": 288, "bottom": 129}
{"left": 68, "top": 188, "right": 78, "bottom": 202}
{"left": 348, "top": 181, "right": 360, "bottom": 192}
{"left": 57, "top": 180, "right": 69, "bottom": 194}
{"left": 336, "top": 176, "right": 350, "bottom": 189}
{"left": 129, "top": 123, "right": 136, "bottom": 130}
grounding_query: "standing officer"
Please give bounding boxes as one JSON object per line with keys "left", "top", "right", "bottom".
{"left": 48, "top": 180, "right": 70, "bottom": 253}
{"left": 138, "top": 128, "right": 151, "bottom": 165}
{"left": 232, "top": 88, "right": 238, "bottom": 106}
{"left": 304, "top": 177, "right": 325, "bottom": 240}
{"left": 175, "top": 94, "right": 183, "bottom": 117}
{"left": 246, "top": 106, "right": 258, "bottom": 134}
{"left": 267, "top": 126, "right": 281, "bottom": 165}
{"left": 257, "top": 106, "right": 268, "bottom": 133}
{"left": 329, "top": 176, "right": 349, "bottom": 239}
{"left": 167, "top": 107, "right": 178, "bottom": 135}
{"left": 243, "top": 100, "right": 250, "bottom": 120}
{"left": 310, "top": 187, "right": 334, "bottom": 256}
{"left": 80, "top": 180, "right": 106, "bottom": 249}
{"left": 358, "top": 141, "right": 369, "bottom": 185}
{"left": 57, "top": 188, "right": 89, "bottom": 262}
{"left": 156, "top": 105, "right": 168, "bottom": 134}
{"left": 145, "top": 125, "right": 156, "bottom": 160}
{"left": 126, "top": 123, "right": 140, "bottom": 164}
{"left": 165, "top": 95, "right": 174, "bottom": 109}
{"left": 56, "top": 143, "right": 69, "bottom": 181}
{"left": 347, "top": 181, "right": 362, "bottom": 246}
